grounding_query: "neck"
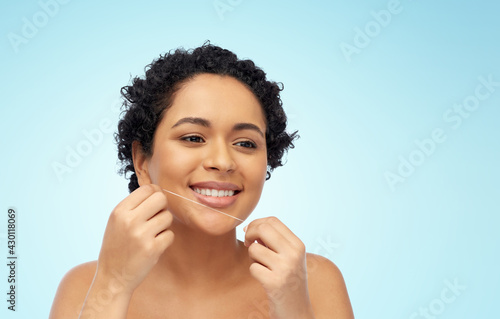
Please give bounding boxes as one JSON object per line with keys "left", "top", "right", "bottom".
{"left": 152, "top": 220, "right": 248, "bottom": 287}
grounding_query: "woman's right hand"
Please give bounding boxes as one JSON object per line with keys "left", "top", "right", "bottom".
{"left": 95, "top": 184, "right": 174, "bottom": 295}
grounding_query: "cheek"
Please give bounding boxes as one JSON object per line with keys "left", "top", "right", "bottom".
{"left": 242, "top": 154, "right": 268, "bottom": 185}
{"left": 149, "top": 146, "right": 200, "bottom": 184}
{"left": 239, "top": 156, "right": 267, "bottom": 216}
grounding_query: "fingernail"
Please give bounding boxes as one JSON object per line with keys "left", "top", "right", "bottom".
{"left": 243, "top": 225, "right": 248, "bottom": 232}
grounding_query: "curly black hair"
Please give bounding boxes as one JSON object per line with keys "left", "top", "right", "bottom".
{"left": 115, "top": 42, "right": 298, "bottom": 193}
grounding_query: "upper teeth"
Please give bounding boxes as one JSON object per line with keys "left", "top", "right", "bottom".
{"left": 194, "top": 188, "right": 235, "bottom": 197}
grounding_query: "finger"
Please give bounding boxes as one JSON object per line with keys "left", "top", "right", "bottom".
{"left": 249, "top": 262, "right": 273, "bottom": 284}
{"left": 244, "top": 222, "right": 289, "bottom": 253}
{"left": 115, "top": 184, "right": 161, "bottom": 211}
{"left": 248, "top": 242, "right": 279, "bottom": 270}
{"left": 247, "top": 217, "right": 302, "bottom": 250}
{"left": 259, "top": 217, "right": 297, "bottom": 241}
{"left": 145, "top": 210, "right": 173, "bottom": 237}
{"left": 265, "top": 217, "right": 305, "bottom": 252}
{"left": 154, "top": 229, "right": 175, "bottom": 252}
{"left": 133, "top": 191, "right": 168, "bottom": 221}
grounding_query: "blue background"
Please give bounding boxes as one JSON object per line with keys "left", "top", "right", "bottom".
{"left": 1, "top": 0, "right": 499, "bottom": 318}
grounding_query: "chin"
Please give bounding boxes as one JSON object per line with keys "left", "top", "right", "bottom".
{"left": 170, "top": 203, "right": 245, "bottom": 236}
{"left": 192, "top": 214, "right": 242, "bottom": 236}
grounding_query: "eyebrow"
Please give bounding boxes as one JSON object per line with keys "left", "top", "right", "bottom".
{"left": 172, "top": 117, "right": 210, "bottom": 128}
{"left": 233, "top": 122, "right": 265, "bottom": 137}
{"left": 172, "top": 117, "right": 265, "bottom": 137}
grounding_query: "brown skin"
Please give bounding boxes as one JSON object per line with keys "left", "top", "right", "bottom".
{"left": 49, "top": 74, "right": 354, "bottom": 319}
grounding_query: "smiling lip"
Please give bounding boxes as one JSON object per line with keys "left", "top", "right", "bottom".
{"left": 189, "top": 181, "right": 241, "bottom": 209}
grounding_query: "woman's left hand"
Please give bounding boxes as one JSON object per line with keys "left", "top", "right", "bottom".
{"left": 244, "top": 217, "right": 315, "bottom": 319}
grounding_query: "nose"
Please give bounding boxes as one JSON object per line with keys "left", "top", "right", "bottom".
{"left": 203, "top": 139, "right": 236, "bottom": 173}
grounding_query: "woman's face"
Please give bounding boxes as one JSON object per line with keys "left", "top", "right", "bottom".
{"left": 142, "top": 73, "right": 268, "bottom": 234}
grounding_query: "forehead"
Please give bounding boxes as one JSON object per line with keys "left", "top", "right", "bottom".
{"left": 162, "top": 73, "right": 266, "bottom": 127}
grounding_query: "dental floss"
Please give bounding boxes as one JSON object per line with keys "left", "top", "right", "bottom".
{"left": 162, "top": 189, "right": 244, "bottom": 222}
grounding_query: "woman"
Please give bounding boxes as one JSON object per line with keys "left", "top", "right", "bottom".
{"left": 50, "top": 43, "right": 354, "bottom": 319}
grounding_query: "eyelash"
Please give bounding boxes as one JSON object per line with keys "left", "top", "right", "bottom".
{"left": 180, "top": 135, "right": 257, "bottom": 149}
{"left": 235, "top": 141, "right": 257, "bottom": 149}
{"left": 181, "top": 135, "right": 204, "bottom": 143}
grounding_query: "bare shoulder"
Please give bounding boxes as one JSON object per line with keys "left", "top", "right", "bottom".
{"left": 49, "top": 260, "right": 98, "bottom": 319}
{"left": 306, "top": 253, "right": 355, "bottom": 319}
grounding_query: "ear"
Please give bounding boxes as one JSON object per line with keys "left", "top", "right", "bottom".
{"left": 132, "top": 141, "right": 152, "bottom": 186}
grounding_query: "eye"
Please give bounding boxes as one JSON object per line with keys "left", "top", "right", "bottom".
{"left": 235, "top": 140, "right": 257, "bottom": 149}
{"left": 181, "top": 135, "right": 205, "bottom": 143}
